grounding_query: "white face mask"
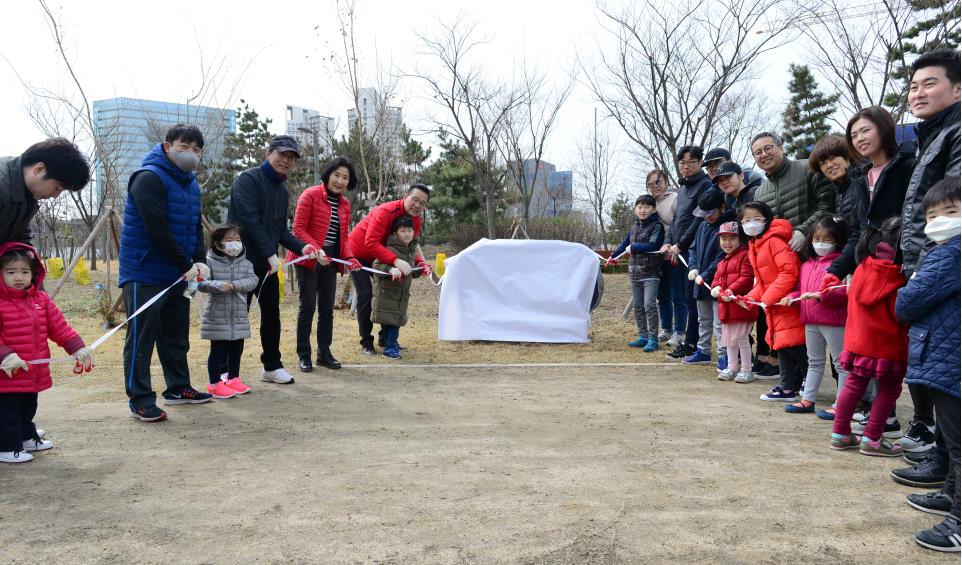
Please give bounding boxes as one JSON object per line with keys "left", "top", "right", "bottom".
{"left": 222, "top": 241, "right": 243, "bottom": 257}
{"left": 924, "top": 216, "right": 962, "bottom": 243}
{"left": 742, "top": 220, "right": 765, "bottom": 237}
{"left": 813, "top": 242, "right": 835, "bottom": 256}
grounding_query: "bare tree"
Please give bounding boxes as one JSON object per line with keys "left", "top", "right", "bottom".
{"left": 415, "top": 17, "right": 524, "bottom": 238}
{"left": 575, "top": 111, "right": 619, "bottom": 245}
{"left": 500, "top": 65, "right": 575, "bottom": 229}
{"left": 583, "top": 0, "right": 800, "bottom": 176}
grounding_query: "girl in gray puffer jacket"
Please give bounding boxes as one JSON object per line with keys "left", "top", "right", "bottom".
{"left": 198, "top": 224, "right": 259, "bottom": 399}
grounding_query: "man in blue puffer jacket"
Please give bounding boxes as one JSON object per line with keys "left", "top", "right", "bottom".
{"left": 896, "top": 177, "right": 961, "bottom": 553}
{"left": 119, "top": 124, "right": 212, "bottom": 423}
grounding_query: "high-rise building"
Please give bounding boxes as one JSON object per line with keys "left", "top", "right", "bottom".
{"left": 546, "top": 170, "right": 574, "bottom": 217}
{"left": 512, "top": 159, "right": 574, "bottom": 218}
{"left": 346, "top": 88, "right": 405, "bottom": 157}
{"left": 92, "top": 97, "right": 236, "bottom": 204}
{"left": 285, "top": 105, "right": 336, "bottom": 153}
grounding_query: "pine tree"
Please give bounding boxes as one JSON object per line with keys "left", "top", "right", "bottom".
{"left": 608, "top": 192, "right": 634, "bottom": 244}
{"left": 884, "top": 0, "right": 961, "bottom": 121}
{"left": 782, "top": 64, "right": 840, "bottom": 159}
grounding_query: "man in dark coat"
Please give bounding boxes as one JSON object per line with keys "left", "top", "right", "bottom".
{"left": 228, "top": 135, "right": 317, "bottom": 385}
{"left": 0, "top": 138, "right": 90, "bottom": 245}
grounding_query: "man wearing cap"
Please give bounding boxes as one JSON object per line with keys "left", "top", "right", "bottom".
{"left": 703, "top": 147, "right": 764, "bottom": 191}
{"left": 228, "top": 135, "right": 318, "bottom": 385}
{"left": 714, "top": 162, "right": 757, "bottom": 222}
{"left": 348, "top": 184, "right": 432, "bottom": 355}
{"left": 750, "top": 132, "right": 837, "bottom": 251}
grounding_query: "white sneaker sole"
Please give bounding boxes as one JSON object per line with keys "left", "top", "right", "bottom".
{"left": 23, "top": 441, "right": 53, "bottom": 452}
{"left": 163, "top": 398, "right": 213, "bottom": 405}
{"left": 907, "top": 498, "right": 951, "bottom": 517}
{"left": 0, "top": 452, "right": 33, "bottom": 463}
{"left": 260, "top": 375, "right": 294, "bottom": 384}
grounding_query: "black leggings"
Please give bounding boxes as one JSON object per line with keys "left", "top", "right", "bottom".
{"left": 208, "top": 339, "right": 245, "bottom": 384}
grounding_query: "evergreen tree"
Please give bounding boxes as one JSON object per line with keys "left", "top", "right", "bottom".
{"left": 420, "top": 134, "right": 482, "bottom": 243}
{"left": 884, "top": 0, "right": 961, "bottom": 121}
{"left": 197, "top": 99, "right": 273, "bottom": 222}
{"left": 782, "top": 64, "right": 839, "bottom": 159}
{"left": 608, "top": 192, "right": 634, "bottom": 243}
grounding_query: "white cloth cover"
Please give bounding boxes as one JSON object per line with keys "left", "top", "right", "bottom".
{"left": 438, "top": 239, "right": 600, "bottom": 343}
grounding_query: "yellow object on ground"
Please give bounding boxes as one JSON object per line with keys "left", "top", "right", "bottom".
{"left": 47, "top": 258, "right": 65, "bottom": 279}
{"left": 435, "top": 253, "right": 446, "bottom": 277}
{"left": 74, "top": 257, "right": 91, "bottom": 286}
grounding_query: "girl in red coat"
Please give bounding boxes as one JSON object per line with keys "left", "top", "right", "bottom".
{"left": 831, "top": 217, "right": 908, "bottom": 456}
{"left": 710, "top": 221, "right": 758, "bottom": 383}
{"left": 0, "top": 243, "right": 93, "bottom": 464}
{"left": 736, "top": 202, "right": 807, "bottom": 402}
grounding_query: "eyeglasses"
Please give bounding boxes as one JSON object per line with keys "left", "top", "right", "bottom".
{"left": 677, "top": 159, "right": 701, "bottom": 167}
{"left": 752, "top": 144, "right": 777, "bottom": 158}
{"left": 645, "top": 180, "right": 665, "bottom": 189}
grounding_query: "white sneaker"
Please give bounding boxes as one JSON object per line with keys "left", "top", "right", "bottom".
{"left": 666, "top": 333, "right": 683, "bottom": 347}
{"left": 36, "top": 428, "right": 46, "bottom": 438}
{"left": 23, "top": 438, "right": 53, "bottom": 452}
{"left": 261, "top": 368, "right": 295, "bottom": 384}
{"left": 0, "top": 451, "right": 34, "bottom": 463}
{"left": 734, "top": 370, "right": 755, "bottom": 383}
{"left": 717, "top": 368, "right": 736, "bottom": 381}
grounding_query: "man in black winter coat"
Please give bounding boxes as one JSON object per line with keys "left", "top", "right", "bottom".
{"left": 0, "top": 138, "right": 90, "bottom": 245}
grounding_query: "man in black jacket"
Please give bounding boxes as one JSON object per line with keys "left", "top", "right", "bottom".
{"left": 228, "top": 135, "right": 317, "bottom": 385}
{"left": 660, "top": 145, "right": 713, "bottom": 360}
{"left": 0, "top": 138, "right": 90, "bottom": 245}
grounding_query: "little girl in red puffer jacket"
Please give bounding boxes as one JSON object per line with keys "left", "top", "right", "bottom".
{"left": 0, "top": 242, "right": 93, "bottom": 464}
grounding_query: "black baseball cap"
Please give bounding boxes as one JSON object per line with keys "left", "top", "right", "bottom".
{"left": 268, "top": 135, "right": 301, "bottom": 158}
{"left": 703, "top": 147, "right": 731, "bottom": 165}
{"left": 694, "top": 188, "right": 726, "bottom": 217}
{"left": 713, "top": 161, "right": 742, "bottom": 182}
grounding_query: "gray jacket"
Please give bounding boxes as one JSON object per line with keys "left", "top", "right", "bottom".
{"left": 198, "top": 249, "right": 259, "bottom": 341}
{"left": 900, "top": 103, "right": 961, "bottom": 275}
{"left": 0, "top": 156, "right": 38, "bottom": 245}
{"left": 755, "top": 157, "right": 837, "bottom": 236}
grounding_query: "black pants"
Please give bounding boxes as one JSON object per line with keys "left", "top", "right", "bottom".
{"left": 350, "top": 260, "right": 384, "bottom": 348}
{"left": 908, "top": 383, "right": 937, "bottom": 426}
{"left": 122, "top": 282, "right": 192, "bottom": 410}
{"left": 756, "top": 310, "right": 771, "bottom": 358}
{"left": 208, "top": 340, "right": 245, "bottom": 384}
{"left": 295, "top": 263, "right": 338, "bottom": 360}
{"left": 683, "top": 278, "right": 699, "bottom": 347}
{"left": 777, "top": 344, "right": 808, "bottom": 392}
{"left": 249, "top": 268, "right": 283, "bottom": 371}
{"left": 0, "top": 392, "right": 39, "bottom": 451}
{"left": 933, "top": 389, "right": 961, "bottom": 519}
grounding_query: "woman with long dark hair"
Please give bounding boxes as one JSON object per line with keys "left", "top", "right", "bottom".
{"left": 286, "top": 157, "right": 360, "bottom": 371}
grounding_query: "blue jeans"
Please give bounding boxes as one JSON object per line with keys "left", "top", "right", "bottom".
{"left": 658, "top": 260, "right": 688, "bottom": 334}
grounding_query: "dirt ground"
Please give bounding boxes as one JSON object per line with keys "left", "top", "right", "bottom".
{"left": 0, "top": 262, "right": 952, "bottom": 563}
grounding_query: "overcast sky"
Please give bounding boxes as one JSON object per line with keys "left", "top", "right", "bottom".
{"left": 0, "top": 1, "right": 800, "bottom": 201}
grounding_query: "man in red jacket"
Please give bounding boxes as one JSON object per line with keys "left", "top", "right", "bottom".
{"left": 348, "top": 184, "right": 431, "bottom": 354}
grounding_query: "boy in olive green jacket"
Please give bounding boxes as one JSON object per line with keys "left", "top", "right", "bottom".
{"left": 371, "top": 216, "right": 421, "bottom": 358}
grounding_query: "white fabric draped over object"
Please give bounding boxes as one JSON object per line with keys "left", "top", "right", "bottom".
{"left": 438, "top": 239, "right": 602, "bottom": 343}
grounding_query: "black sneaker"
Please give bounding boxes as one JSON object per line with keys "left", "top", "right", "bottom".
{"left": 904, "top": 450, "right": 929, "bottom": 464}
{"left": 915, "top": 515, "right": 961, "bottom": 553}
{"left": 891, "top": 451, "right": 949, "bottom": 488}
{"left": 667, "top": 343, "right": 695, "bottom": 359}
{"left": 298, "top": 357, "right": 314, "bottom": 373}
{"left": 162, "top": 387, "right": 213, "bottom": 406}
{"left": 361, "top": 343, "right": 376, "bottom": 356}
{"left": 851, "top": 415, "right": 902, "bottom": 438}
{"left": 755, "top": 363, "right": 780, "bottom": 378}
{"left": 907, "top": 492, "right": 953, "bottom": 516}
{"left": 130, "top": 405, "right": 168, "bottom": 422}
{"left": 898, "top": 420, "right": 936, "bottom": 452}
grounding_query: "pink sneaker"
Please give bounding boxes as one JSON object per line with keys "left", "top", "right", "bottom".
{"left": 225, "top": 378, "right": 252, "bottom": 395}
{"left": 206, "top": 381, "right": 237, "bottom": 399}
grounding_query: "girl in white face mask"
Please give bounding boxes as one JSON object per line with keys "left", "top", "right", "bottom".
{"left": 197, "top": 224, "right": 259, "bottom": 399}
{"left": 778, "top": 216, "right": 852, "bottom": 417}
{"left": 736, "top": 201, "right": 809, "bottom": 403}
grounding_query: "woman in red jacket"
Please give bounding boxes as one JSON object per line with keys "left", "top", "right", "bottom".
{"left": 286, "top": 157, "right": 360, "bottom": 372}
{"left": 831, "top": 217, "right": 908, "bottom": 456}
{"left": 0, "top": 242, "right": 93, "bottom": 463}
{"left": 710, "top": 221, "right": 758, "bottom": 383}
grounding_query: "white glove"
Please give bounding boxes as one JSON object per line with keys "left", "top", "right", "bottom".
{"left": 789, "top": 230, "right": 807, "bottom": 252}
{"left": 183, "top": 264, "right": 199, "bottom": 281}
{"left": 394, "top": 258, "right": 413, "bottom": 276}
{"left": 73, "top": 347, "right": 94, "bottom": 373}
{"left": 695, "top": 275, "right": 704, "bottom": 286}
{"left": 389, "top": 267, "right": 403, "bottom": 281}
{"left": 1, "top": 353, "right": 28, "bottom": 377}
{"left": 710, "top": 286, "right": 721, "bottom": 298}
{"left": 267, "top": 254, "right": 282, "bottom": 275}
{"left": 688, "top": 269, "right": 699, "bottom": 281}
{"left": 194, "top": 262, "right": 211, "bottom": 281}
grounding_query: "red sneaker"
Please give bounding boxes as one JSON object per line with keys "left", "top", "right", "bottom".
{"left": 225, "top": 378, "right": 252, "bottom": 395}
{"left": 206, "top": 381, "right": 237, "bottom": 399}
